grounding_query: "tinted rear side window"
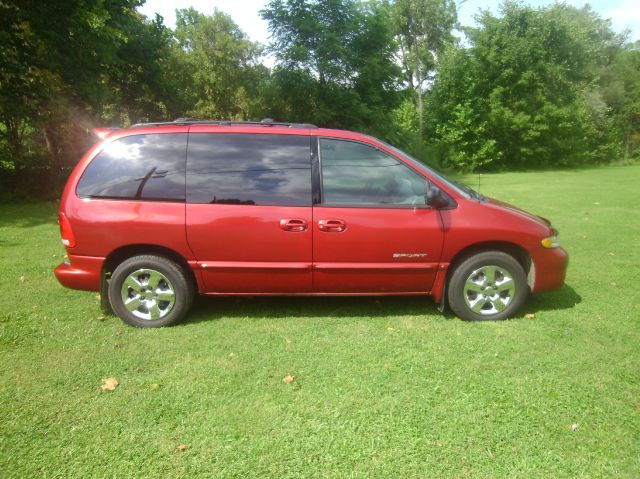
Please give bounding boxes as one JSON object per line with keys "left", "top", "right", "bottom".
{"left": 77, "top": 134, "right": 187, "bottom": 201}
{"left": 187, "top": 133, "right": 311, "bottom": 206}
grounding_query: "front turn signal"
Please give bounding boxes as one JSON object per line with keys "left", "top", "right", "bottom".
{"left": 541, "top": 235, "right": 560, "bottom": 249}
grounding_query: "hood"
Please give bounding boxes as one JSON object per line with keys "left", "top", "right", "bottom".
{"left": 488, "top": 198, "right": 552, "bottom": 230}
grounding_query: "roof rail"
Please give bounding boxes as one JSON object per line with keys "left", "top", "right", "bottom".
{"left": 92, "top": 127, "right": 120, "bottom": 139}
{"left": 130, "top": 118, "right": 318, "bottom": 129}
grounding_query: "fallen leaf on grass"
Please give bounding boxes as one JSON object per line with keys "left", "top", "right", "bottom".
{"left": 114, "top": 330, "right": 122, "bottom": 336}
{"left": 608, "top": 252, "right": 615, "bottom": 256}
{"left": 101, "top": 377, "right": 119, "bottom": 391}
{"left": 175, "top": 444, "right": 188, "bottom": 452}
{"left": 386, "top": 326, "right": 394, "bottom": 332}
{"left": 19, "top": 275, "right": 25, "bottom": 283}
{"left": 95, "top": 294, "right": 101, "bottom": 301}
{"left": 149, "top": 383, "right": 160, "bottom": 391}
{"left": 228, "top": 352, "right": 236, "bottom": 359}
{"left": 286, "top": 338, "right": 292, "bottom": 347}
{"left": 571, "top": 423, "right": 579, "bottom": 431}
{"left": 283, "top": 374, "right": 295, "bottom": 384}
{"left": 525, "top": 313, "right": 535, "bottom": 319}
{"left": 97, "top": 315, "right": 106, "bottom": 321}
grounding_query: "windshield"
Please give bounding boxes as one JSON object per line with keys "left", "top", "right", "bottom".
{"left": 377, "top": 140, "right": 472, "bottom": 199}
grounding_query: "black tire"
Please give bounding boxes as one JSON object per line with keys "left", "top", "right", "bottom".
{"left": 108, "top": 255, "right": 194, "bottom": 328}
{"left": 447, "top": 251, "right": 528, "bottom": 321}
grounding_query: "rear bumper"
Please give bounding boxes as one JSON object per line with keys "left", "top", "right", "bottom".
{"left": 54, "top": 255, "right": 104, "bottom": 291}
{"left": 532, "top": 247, "right": 569, "bottom": 292}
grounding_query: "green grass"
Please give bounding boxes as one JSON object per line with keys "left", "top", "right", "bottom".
{"left": 1, "top": 165, "right": 639, "bottom": 478}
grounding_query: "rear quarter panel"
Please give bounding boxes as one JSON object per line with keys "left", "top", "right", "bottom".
{"left": 60, "top": 126, "right": 193, "bottom": 261}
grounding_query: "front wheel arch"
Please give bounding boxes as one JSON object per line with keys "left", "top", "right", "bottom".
{"left": 446, "top": 249, "right": 530, "bottom": 321}
{"left": 446, "top": 241, "right": 533, "bottom": 290}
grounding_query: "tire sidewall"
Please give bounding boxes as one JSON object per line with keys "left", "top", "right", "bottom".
{"left": 108, "top": 255, "right": 193, "bottom": 328}
{"left": 448, "top": 252, "right": 528, "bottom": 321}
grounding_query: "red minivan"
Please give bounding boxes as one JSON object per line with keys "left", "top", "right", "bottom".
{"left": 54, "top": 119, "right": 568, "bottom": 327}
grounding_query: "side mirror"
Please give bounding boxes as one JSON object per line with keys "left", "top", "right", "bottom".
{"left": 426, "top": 184, "right": 452, "bottom": 209}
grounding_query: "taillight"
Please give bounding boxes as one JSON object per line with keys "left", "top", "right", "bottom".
{"left": 59, "top": 212, "right": 76, "bottom": 248}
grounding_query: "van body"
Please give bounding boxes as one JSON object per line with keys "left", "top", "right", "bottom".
{"left": 55, "top": 120, "right": 568, "bottom": 326}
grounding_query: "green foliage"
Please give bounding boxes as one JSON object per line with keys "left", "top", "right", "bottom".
{"left": 260, "top": 0, "right": 401, "bottom": 138}
{"left": 392, "top": 0, "right": 457, "bottom": 155}
{"left": 599, "top": 43, "right": 640, "bottom": 161}
{"left": 389, "top": 96, "right": 421, "bottom": 155}
{"left": 427, "top": 1, "right": 630, "bottom": 171}
{"left": 0, "top": 0, "right": 174, "bottom": 172}
{"left": 1, "top": 0, "right": 640, "bottom": 194}
{"left": 171, "top": 8, "right": 266, "bottom": 120}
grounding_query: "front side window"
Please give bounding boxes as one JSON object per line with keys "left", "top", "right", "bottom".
{"left": 320, "top": 139, "right": 428, "bottom": 206}
{"left": 77, "top": 134, "right": 187, "bottom": 201}
{"left": 187, "top": 133, "right": 311, "bottom": 206}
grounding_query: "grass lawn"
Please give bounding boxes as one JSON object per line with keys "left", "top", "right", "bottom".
{"left": 1, "top": 165, "right": 639, "bottom": 478}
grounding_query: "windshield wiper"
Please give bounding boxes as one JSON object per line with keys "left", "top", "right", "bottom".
{"left": 453, "top": 181, "right": 488, "bottom": 202}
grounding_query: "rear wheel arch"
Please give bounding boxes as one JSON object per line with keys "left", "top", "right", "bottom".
{"left": 108, "top": 254, "right": 195, "bottom": 327}
{"left": 102, "top": 245, "right": 198, "bottom": 296}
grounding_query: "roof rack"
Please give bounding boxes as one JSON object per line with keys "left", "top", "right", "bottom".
{"left": 131, "top": 118, "right": 318, "bottom": 129}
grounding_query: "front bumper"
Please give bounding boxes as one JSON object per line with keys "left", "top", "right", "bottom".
{"left": 531, "top": 247, "right": 569, "bottom": 292}
{"left": 54, "top": 255, "right": 104, "bottom": 291}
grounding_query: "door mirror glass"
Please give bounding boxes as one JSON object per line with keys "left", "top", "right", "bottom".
{"left": 426, "top": 184, "right": 452, "bottom": 209}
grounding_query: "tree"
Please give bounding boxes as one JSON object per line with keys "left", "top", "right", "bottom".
{"left": 599, "top": 42, "right": 640, "bottom": 161}
{"left": 392, "top": 0, "right": 457, "bottom": 153}
{"left": 260, "top": 0, "right": 401, "bottom": 137}
{"left": 0, "top": 0, "right": 174, "bottom": 169}
{"left": 171, "top": 8, "right": 266, "bottom": 120}
{"left": 427, "top": 1, "right": 628, "bottom": 171}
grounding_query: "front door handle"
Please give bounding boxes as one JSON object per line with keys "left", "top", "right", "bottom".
{"left": 280, "top": 218, "right": 308, "bottom": 232}
{"left": 318, "top": 219, "right": 346, "bottom": 232}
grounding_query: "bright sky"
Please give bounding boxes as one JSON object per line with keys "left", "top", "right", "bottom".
{"left": 137, "top": 0, "right": 640, "bottom": 46}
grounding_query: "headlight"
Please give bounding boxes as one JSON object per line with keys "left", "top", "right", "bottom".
{"left": 541, "top": 229, "right": 560, "bottom": 248}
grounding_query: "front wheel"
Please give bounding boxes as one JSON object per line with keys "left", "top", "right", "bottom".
{"left": 108, "top": 255, "right": 194, "bottom": 327}
{"left": 447, "top": 251, "right": 529, "bottom": 321}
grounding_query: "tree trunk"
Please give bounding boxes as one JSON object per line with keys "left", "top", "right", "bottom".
{"left": 43, "top": 123, "right": 61, "bottom": 167}
{"left": 417, "top": 86, "right": 424, "bottom": 158}
{"left": 5, "top": 118, "right": 23, "bottom": 168}
{"left": 413, "top": 48, "right": 424, "bottom": 160}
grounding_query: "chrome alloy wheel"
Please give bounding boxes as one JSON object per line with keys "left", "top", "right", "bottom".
{"left": 120, "top": 268, "right": 176, "bottom": 320}
{"left": 463, "top": 265, "right": 516, "bottom": 316}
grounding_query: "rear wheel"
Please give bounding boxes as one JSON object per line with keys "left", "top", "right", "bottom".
{"left": 108, "top": 255, "right": 194, "bottom": 327}
{"left": 447, "top": 251, "right": 528, "bottom": 321}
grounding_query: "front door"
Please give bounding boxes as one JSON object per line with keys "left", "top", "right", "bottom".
{"left": 186, "top": 131, "right": 313, "bottom": 293}
{"left": 313, "top": 138, "right": 444, "bottom": 293}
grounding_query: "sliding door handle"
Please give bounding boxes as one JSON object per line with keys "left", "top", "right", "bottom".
{"left": 280, "top": 218, "right": 308, "bottom": 232}
{"left": 318, "top": 219, "right": 346, "bottom": 232}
